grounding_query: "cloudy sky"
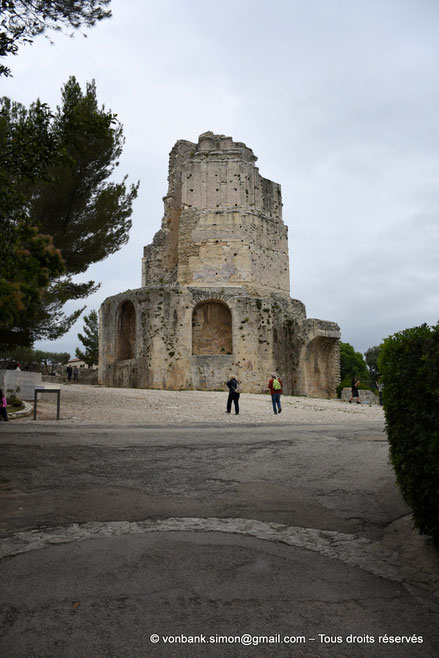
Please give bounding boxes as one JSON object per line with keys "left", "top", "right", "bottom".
{"left": 4, "top": 0, "right": 439, "bottom": 357}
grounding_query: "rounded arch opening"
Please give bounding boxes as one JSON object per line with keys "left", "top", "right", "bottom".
{"left": 117, "top": 300, "right": 136, "bottom": 360}
{"left": 192, "top": 300, "right": 232, "bottom": 355}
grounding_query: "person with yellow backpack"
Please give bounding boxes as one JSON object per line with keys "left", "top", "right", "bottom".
{"left": 268, "top": 374, "right": 283, "bottom": 415}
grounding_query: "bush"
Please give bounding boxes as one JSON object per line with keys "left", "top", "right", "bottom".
{"left": 6, "top": 393, "right": 23, "bottom": 408}
{"left": 378, "top": 322, "right": 439, "bottom": 544}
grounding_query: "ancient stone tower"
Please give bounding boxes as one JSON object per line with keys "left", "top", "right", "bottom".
{"left": 99, "top": 132, "right": 340, "bottom": 396}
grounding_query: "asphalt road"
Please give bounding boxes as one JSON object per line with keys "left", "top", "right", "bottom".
{"left": 1, "top": 421, "right": 438, "bottom": 657}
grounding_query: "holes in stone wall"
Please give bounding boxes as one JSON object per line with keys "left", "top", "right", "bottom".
{"left": 192, "top": 301, "right": 232, "bottom": 355}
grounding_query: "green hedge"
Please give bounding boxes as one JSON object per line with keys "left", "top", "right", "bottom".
{"left": 378, "top": 322, "right": 439, "bottom": 544}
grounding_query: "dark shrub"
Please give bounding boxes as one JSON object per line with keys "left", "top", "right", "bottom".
{"left": 378, "top": 322, "right": 439, "bottom": 543}
{"left": 7, "top": 393, "right": 23, "bottom": 408}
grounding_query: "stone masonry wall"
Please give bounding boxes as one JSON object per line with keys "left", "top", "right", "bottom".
{"left": 0, "top": 370, "right": 43, "bottom": 400}
{"left": 99, "top": 285, "right": 310, "bottom": 394}
{"left": 142, "top": 132, "right": 289, "bottom": 296}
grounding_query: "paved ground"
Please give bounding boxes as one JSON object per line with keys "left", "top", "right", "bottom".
{"left": 0, "top": 387, "right": 438, "bottom": 657}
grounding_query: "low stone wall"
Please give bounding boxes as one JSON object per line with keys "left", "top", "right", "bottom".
{"left": 0, "top": 370, "right": 42, "bottom": 400}
{"left": 341, "top": 387, "right": 378, "bottom": 405}
{"left": 42, "top": 369, "right": 99, "bottom": 386}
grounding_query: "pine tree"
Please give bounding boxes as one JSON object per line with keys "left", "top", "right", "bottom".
{"left": 0, "top": 97, "right": 66, "bottom": 347}
{"left": 33, "top": 77, "right": 138, "bottom": 282}
{"left": 76, "top": 310, "right": 99, "bottom": 367}
{"left": 1, "top": 77, "right": 138, "bottom": 347}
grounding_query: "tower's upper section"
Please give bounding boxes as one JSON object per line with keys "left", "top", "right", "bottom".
{"left": 142, "top": 132, "right": 290, "bottom": 296}
{"left": 172, "top": 132, "right": 282, "bottom": 220}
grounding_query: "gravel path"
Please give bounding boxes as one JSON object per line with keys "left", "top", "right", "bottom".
{"left": 24, "top": 384, "right": 385, "bottom": 425}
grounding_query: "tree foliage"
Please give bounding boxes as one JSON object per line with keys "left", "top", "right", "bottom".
{"left": 35, "top": 349, "right": 70, "bottom": 374}
{"left": 378, "top": 322, "right": 439, "bottom": 543}
{"left": 336, "top": 341, "right": 371, "bottom": 397}
{"left": 0, "top": 0, "right": 112, "bottom": 76}
{"left": 33, "top": 77, "right": 139, "bottom": 281}
{"left": 0, "top": 96, "right": 65, "bottom": 347}
{"left": 0, "top": 346, "right": 70, "bottom": 373}
{"left": 76, "top": 309, "right": 98, "bottom": 366}
{"left": 339, "top": 342, "right": 370, "bottom": 384}
{"left": 365, "top": 345, "right": 381, "bottom": 382}
{"left": 1, "top": 77, "right": 138, "bottom": 348}
{"left": 37, "top": 349, "right": 70, "bottom": 374}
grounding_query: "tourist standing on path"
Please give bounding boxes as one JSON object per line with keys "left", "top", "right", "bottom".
{"left": 226, "top": 376, "right": 241, "bottom": 415}
{"left": 0, "top": 389, "right": 9, "bottom": 421}
{"left": 73, "top": 366, "right": 79, "bottom": 381}
{"left": 349, "top": 376, "right": 361, "bottom": 404}
{"left": 66, "top": 366, "right": 73, "bottom": 381}
{"left": 268, "top": 374, "right": 283, "bottom": 414}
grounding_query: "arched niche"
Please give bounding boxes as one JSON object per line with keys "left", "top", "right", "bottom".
{"left": 304, "top": 336, "right": 337, "bottom": 397}
{"left": 192, "top": 301, "right": 232, "bottom": 355}
{"left": 117, "top": 300, "right": 136, "bottom": 360}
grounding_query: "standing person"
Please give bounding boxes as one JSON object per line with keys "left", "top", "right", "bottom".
{"left": 0, "top": 389, "right": 8, "bottom": 421}
{"left": 349, "top": 376, "right": 361, "bottom": 404}
{"left": 268, "top": 373, "right": 283, "bottom": 415}
{"left": 66, "top": 365, "right": 73, "bottom": 381}
{"left": 73, "top": 366, "right": 79, "bottom": 381}
{"left": 226, "top": 376, "right": 241, "bottom": 415}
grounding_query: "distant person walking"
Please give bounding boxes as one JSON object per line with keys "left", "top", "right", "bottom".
{"left": 268, "top": 374, "right": 283, "bottom": 414}
{"left": 0, "top": 389, "right": 9, "bottom": 421}
{"left": 349, "top": 377, "right": 361, "bottom": 404}
{"left": 226, "top": 376, "right": 241, "bottom": 415}
{"left": 66, "top": 366, "right": 73, "bottom": 381}
{"left": 73, "top": 366, "right": 79, "bottom": 381}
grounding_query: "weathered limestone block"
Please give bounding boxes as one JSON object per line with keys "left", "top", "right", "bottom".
{"left": 100, "top": 133, "right": 340, "bottom": 397}
{"left": 341, "top": 388, "right": 378, "bottom": 405}
{"left": 0, "top": 370, "right": 43, "bottom": 400}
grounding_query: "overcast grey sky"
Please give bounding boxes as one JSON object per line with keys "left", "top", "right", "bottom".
{"left": 4, "top": 0, "right": 439, "bottom": 357}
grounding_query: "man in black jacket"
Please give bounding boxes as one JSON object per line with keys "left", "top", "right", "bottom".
{"left": 226, "top": 376, "right": 240, "bottom": 415}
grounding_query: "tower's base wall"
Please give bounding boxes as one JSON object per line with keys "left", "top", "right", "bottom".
{"left": 99, "top": 285, "right": 340, "bottom": 397}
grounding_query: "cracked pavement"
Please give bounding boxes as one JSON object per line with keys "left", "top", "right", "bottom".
{"left": 1, "top": 418, "right": 438, "bottom": 657}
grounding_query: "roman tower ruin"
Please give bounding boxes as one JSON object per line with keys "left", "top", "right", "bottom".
{"left": 99, "top": 132, "right": 340, "bottom": 395}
